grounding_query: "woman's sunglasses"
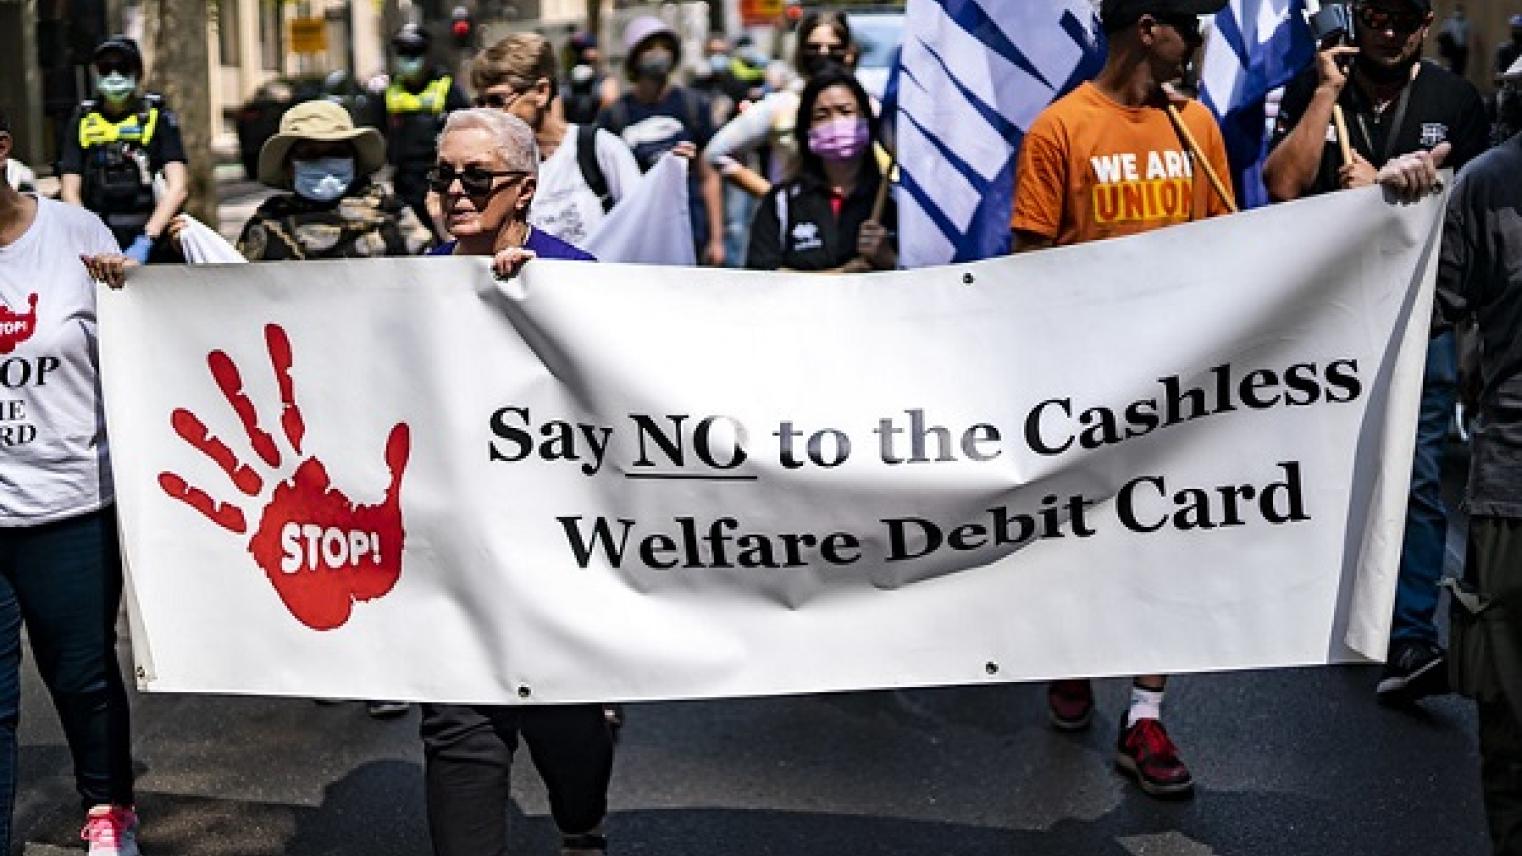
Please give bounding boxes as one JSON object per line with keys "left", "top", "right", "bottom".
{"left": 802, "top": 43, "right": 849, "bottom": 58}
{"left": 426, "top": 164, "right": 527, "bottom": 196}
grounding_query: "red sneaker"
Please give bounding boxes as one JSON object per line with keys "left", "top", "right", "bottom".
{"left": 1115, "top": 717, "right": 1195, "bottom": 798}
{"left": 81, "top": 804, "right": 140, "bottom": 856}
{"left": 1047, "top": 679, "right": 1094, "bottom": 731}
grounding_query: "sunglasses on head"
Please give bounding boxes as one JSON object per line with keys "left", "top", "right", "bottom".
{"left": 426, "top": 163, "right": 527, "bottom": 196}
{"left": 1355, "top": 4, "right": 1425, "bottom": 34}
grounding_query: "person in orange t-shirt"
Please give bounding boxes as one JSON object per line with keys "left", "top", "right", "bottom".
{"left": 1010, "top": 0, "right": 1229, "bottom": 802}
{"left": 1013, "top": 1, "right": 1233, "bottom": 251}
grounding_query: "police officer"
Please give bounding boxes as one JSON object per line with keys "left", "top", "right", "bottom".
{"left": 377, "top": 25, "right": 469, "bottom": 237}
{"left": 58, "top": 35, "right": 188, "bottom": 264}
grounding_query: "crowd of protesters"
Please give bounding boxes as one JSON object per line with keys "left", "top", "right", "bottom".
{"left": 3, "top": 0, "right": 1522, "bottom": 852}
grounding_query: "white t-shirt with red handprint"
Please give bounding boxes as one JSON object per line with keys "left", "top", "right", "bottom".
{"left": 0, "top": 195, "right": 119, "bottom": 525}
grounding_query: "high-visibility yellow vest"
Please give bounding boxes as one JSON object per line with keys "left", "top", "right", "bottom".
{"left": 385, "top": 76, "right": 452, "bottom": 115}
{"left": 78, "top": 107, "right": 160, "bottom": 148}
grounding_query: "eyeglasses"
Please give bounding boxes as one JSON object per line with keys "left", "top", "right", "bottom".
{"left": 1355, "top": 4, "right": 1425, "bottom": 34}
{"left": 95, "top": 61, "right": 135, "bottom": 76}
{"left": 802, "top": 42, "right": 849, "bottom": 58}
{"left": 426, "top": 164, "right": 527, "bottom": 196}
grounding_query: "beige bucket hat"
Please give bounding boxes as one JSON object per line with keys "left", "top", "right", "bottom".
{"left": 256, "top": 100, "right": 387, "bottom": 189}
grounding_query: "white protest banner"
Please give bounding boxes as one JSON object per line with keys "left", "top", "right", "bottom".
{"left": 99, "top": 185, "right": 1439, "bottom": 704}
{"left": 583, "top": 153, "right": 696, "bottom": 266}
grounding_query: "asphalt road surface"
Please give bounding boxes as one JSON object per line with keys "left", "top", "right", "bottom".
{"left": 14, "top": 454, "right": 1492, "bottom": 856}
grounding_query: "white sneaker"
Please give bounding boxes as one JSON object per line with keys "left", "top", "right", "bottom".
{"left": 81, "top": 804, "right": 140, "bottom": 856}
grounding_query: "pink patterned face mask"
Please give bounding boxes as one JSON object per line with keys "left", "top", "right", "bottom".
{"left": 808, "top": 117, "right": 870, "bottom": 162}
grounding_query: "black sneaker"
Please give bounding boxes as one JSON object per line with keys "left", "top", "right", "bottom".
{"left": 1376, "top": 640, "right": 1449, "bottom": 704}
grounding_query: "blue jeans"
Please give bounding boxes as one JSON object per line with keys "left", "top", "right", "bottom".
{"left": 1392, "top": 332, "right": 1458, "bottom": 645}
{"left": 0, "top": 508, "right": 135, "bottom": 852}
{"left": 722, "top": 182, "right": 756, "bottom": 268}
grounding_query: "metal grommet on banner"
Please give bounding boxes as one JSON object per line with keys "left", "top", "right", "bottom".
{"left": 962, "top": 272, "right": 975, "bottom": 285}
{"left": 517, "top": 685, "right": 532, "bottom": 699}
{"left": 984, "top": 661, "right": 999, "bottom": 675}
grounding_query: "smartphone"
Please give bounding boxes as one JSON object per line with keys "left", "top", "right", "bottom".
{"left": 1308, "top": 3, "right": 1355, "bottom": 50}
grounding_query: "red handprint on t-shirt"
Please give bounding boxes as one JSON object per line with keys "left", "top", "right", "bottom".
{"left": 0, "top": 294, "right": 38, "bottom": 354}
{"left": 159, "top": 324, "right": 410, "bottom": 630}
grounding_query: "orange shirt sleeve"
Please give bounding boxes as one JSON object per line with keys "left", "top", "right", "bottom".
{"left": 1011, "top": 109, "right": 1069, "bottom": 240}
{"left": 1189, "top": 104, "right": 1237, "bottom": 218}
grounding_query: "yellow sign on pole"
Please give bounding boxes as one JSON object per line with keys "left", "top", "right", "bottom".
{"left": 290, "top": 17, "right": 328, "bottom": 54}
{"left": 740, "top": 0, "right": 783, "bottom": 25}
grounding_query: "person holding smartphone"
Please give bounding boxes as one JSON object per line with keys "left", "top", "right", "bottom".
{"left": 1264, "top": 0, "right": 1486, "bottom": 707}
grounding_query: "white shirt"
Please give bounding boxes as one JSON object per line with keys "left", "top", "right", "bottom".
{"left": 528, "top": 124, "right": 642, "bottom": 249}
{"left": 0, "top": 196, "right": 119, "bottom": 525}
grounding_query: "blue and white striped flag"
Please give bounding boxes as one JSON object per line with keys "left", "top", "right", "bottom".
{"left": 887, "top": 0, "right": 1104, "bottom": 268}
{"left": 1198, "top": 0, "right": 1315, "bottom": 208}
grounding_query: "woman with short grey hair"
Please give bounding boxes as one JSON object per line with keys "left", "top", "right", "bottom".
{"left": 428, "top": 109, "right": 597, "bottom": 275}
{"left": 422, "top": 108, "right": 612, "bottom": 856}
{"left": 441, "top": 108, "right": 540, "bottom": 172}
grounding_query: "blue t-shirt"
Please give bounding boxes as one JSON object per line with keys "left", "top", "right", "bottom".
{"left": 596, "top": 87, "right": 714, "bottom": 173}
{"left": 430, "top": 227, "right": 596, "bottom": 261}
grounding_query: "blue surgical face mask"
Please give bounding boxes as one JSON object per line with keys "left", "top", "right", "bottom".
{"left": 708, "top": 54, "right": 731, "bottom": 75}
{"left": 292, "top": 157, "right": 356, "bottom": 202}
{"left": 97, "top": 72, "right": 137, "bottom": 105}
{"left": 395, "top": 56, "right": 426, "bottom": 79}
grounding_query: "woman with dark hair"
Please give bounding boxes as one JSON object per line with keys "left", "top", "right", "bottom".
{"left": 705, "top": 11, "right": 858, "bottom": 199}
{"left": 745, "top": 69, "right": 895, "bottom": 273}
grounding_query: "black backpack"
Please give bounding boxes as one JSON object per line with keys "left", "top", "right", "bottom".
{"left": 575, "top": 124, "right": 614, "bottom": 214}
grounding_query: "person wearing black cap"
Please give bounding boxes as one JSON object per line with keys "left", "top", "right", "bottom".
{"left": 57, "top": 35, "right": 188, "bottom": 265}
{"left": 1011, "top": 0, "right": 1233, "bottom": 800}
{"left": 1263, "top": 0, "right": 1487, "bottom": 709}
{"left": 377, "top": 25, "right": 470, "bottom": 238}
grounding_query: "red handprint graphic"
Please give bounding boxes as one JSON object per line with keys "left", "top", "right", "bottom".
{"left": 160, "top": 324, "right": 410, "bottom": 631}
{"left": 0, "top": 294, "right": 38, "bottom": 354}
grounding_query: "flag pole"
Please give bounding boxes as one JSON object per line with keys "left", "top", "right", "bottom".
{"left": 870, "top": 153, "right": 897, "bottom": 223}
{"left": 1331, "top": 106, "right": 1355, "bottom": 165}
{"left": 1164, "top": 101, "right": 1240, "bottom": 215}
{"left": 870, "top": 150, "right": 888, "bottom": 223}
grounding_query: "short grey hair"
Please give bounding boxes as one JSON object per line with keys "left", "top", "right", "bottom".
{"left": 439, "top": 108, "right": 539, "bottom": 174}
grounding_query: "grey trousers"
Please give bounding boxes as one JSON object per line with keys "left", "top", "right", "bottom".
{"left": 1452, "top": 516, "right": 1522, "bottom": 854}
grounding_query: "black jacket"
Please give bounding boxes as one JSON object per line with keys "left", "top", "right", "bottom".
{"left": 746, "top": 166, "right": 896, "bottom": 271}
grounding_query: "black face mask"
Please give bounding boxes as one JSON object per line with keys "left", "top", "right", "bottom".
{"left": 636, "top": 51, "right": 674, "bottom": 83}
